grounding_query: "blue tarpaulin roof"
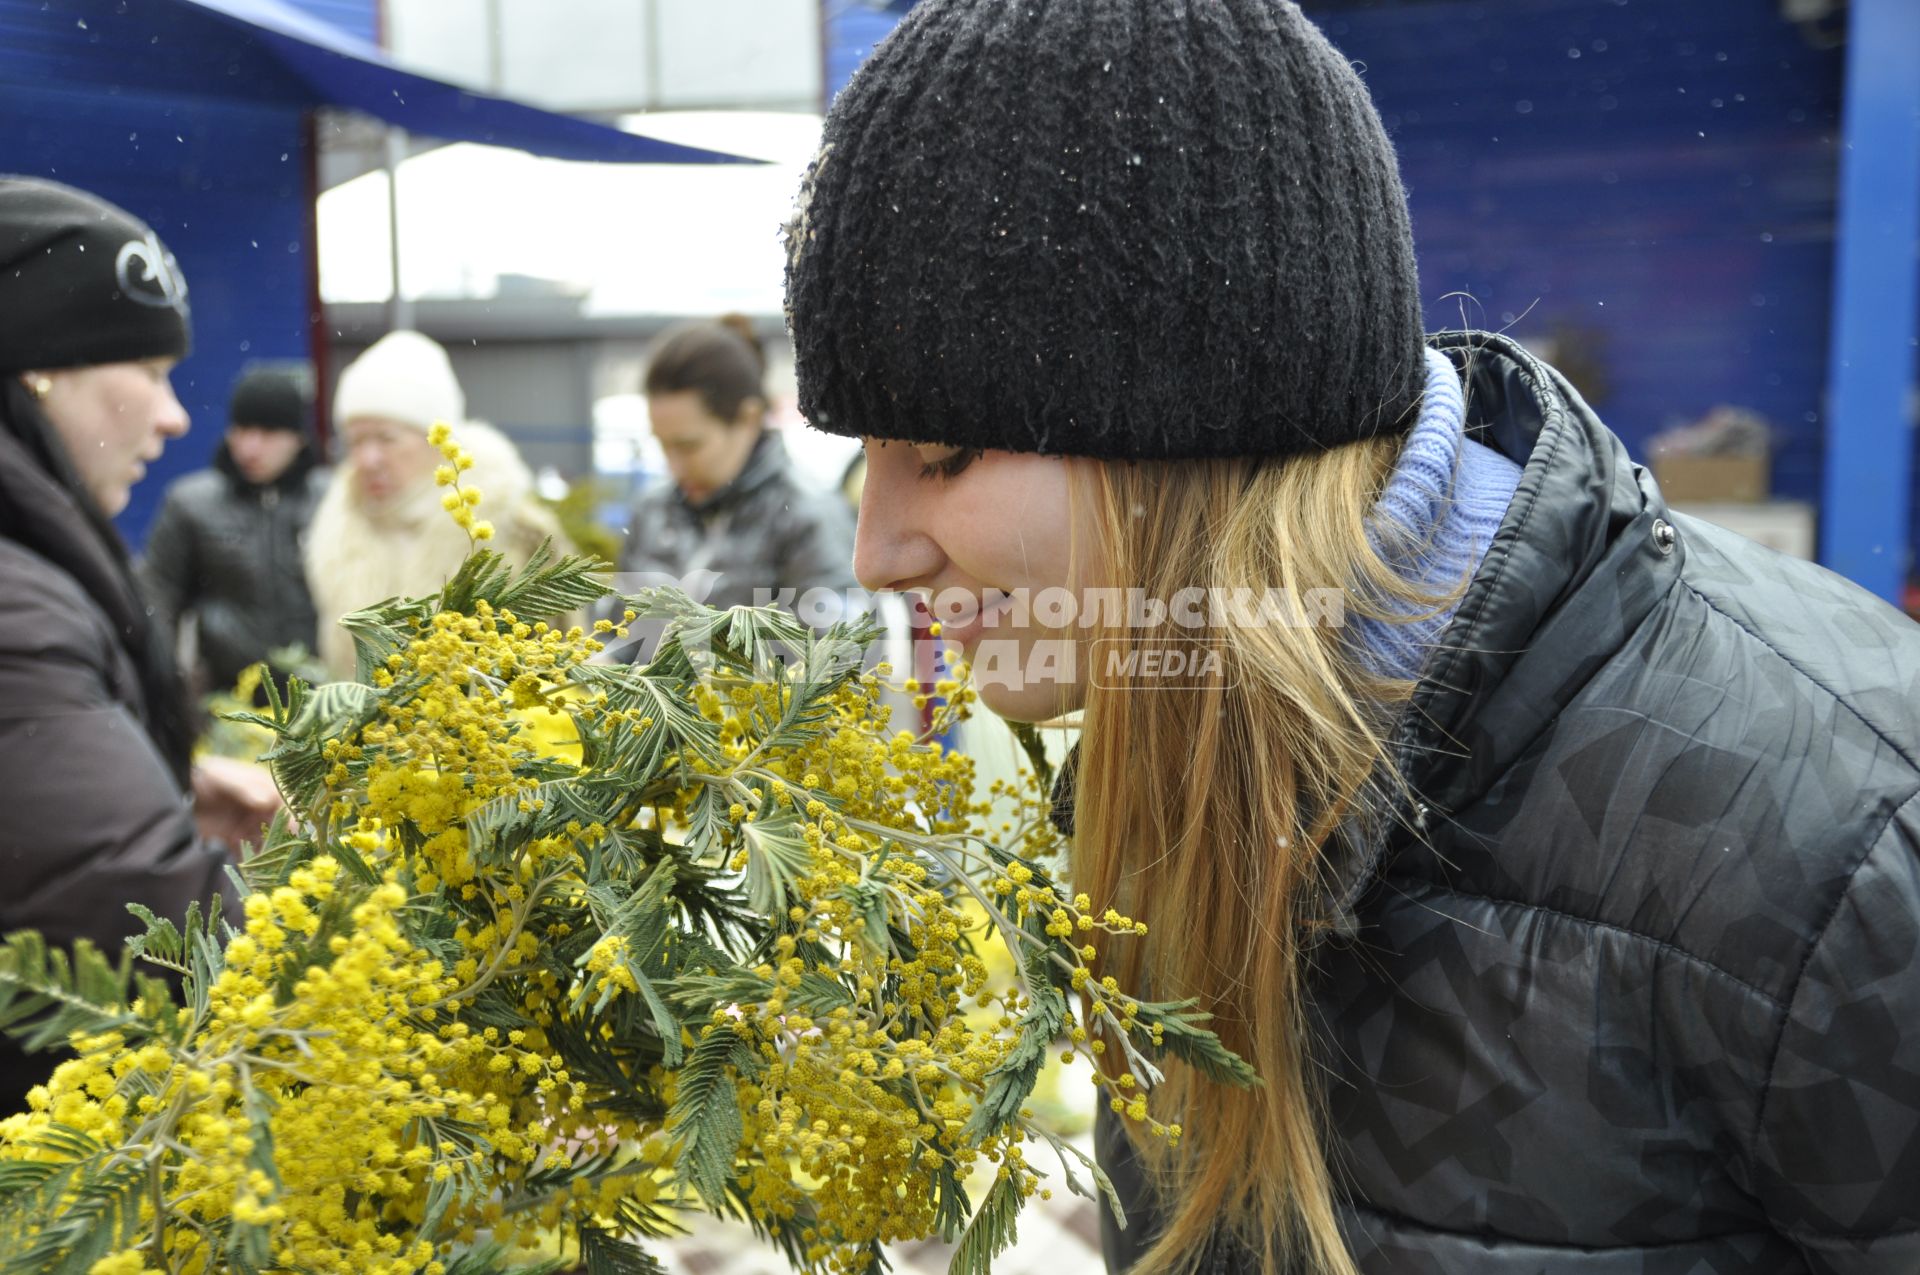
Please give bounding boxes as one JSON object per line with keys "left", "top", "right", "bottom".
{"left": 17, "top": 0, "right": 757, "bottom": 165}
{"left": 177, "top": 0, "right": 757, "bottom": 164}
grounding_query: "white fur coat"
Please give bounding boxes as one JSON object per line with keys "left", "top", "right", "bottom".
{"left": 304, "top": 421, "right": 565, "bottom": 680}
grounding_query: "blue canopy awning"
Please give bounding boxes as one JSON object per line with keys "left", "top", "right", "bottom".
{"left": 176, "top": 0, "right": 757, "bottom": 164}
{"left": 20, "top": 0, "right": 760, "bottom": 166}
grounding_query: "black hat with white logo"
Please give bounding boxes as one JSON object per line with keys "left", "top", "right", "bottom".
{"left": 0, "top": 175, "right": 192, "bottom": 374}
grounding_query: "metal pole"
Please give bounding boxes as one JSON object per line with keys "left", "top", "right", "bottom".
{"left": 1819, "top": 0, "right": 1920, "bottom": 600}
{"left": 302, "top": 112, "right": 332, "bottom": 449}
{"left": 385, "top": 126, "right": 414, "bottom": 332}
{"left": 486, "top": 0, "right": 504, "bottom": 92}
{"left": 645, "top": 0, "right": 663, "bottom": 111}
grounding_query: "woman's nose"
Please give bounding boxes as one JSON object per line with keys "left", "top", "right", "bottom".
{"left": 853, "top": 470, "right": 940, "bottom": 594}
{"left": 156, "top": 381, "right": 190, "bottom": 438}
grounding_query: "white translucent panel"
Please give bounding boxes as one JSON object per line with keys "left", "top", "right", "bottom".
{"left": 317, "top": 115, "right": 825, "bottom": 316}
{"left": 654, "top": 0, "right": 820, "bottom": 109}
{"left": 497, "top": 0, "right": 651, "bottom": 113}
{"left": 385, "top": 0, "right": 493, "bottom": 90}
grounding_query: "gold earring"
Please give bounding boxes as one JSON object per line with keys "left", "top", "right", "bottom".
{"left": 28, "top": 377, "right": 52, "bottom": 400}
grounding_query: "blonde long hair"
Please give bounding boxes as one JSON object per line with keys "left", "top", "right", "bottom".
{"left": 1070, "top": 436, "right": 1463, "bottom": 1275}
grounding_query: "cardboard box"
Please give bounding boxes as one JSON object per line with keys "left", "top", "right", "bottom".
{"left": 1652, "top": 453, "right": 1769, "bottom": 504}
{"left": 1667, "top": 500, "right": 1816, "bottom": 560}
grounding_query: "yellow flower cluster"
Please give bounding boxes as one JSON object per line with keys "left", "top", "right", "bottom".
{"left": 584, "top": 934, "right": 640, "bottom": 995}
{"left": 428, "top": 420, "right": 492, "bottom": 541}
{"left": 3, "top": 861, "right": 491, "bottom": 1273}
{"left": 646, "top": 669, "right": 1080, "bottom": 1270}
{"left": 0, "top": 425, "right": 1239, "bottom": 1274}
{"left": 352, "top": 599, "right": 593, "bottom": 896}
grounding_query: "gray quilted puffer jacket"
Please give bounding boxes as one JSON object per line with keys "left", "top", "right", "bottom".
{"left": 1096, "top": 331, "right": 1920, "bottom": 1274}
{"left": 617, "top": 430, "right": 856, "bottom": 613}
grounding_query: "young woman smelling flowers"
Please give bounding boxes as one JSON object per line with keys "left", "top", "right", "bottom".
{"left": 784, "top": 3, "right": 1920, "bottom": 1273}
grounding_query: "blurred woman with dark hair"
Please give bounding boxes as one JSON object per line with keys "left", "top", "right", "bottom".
{"left": 617, "top": 315, "right": 856, "bottom": 620}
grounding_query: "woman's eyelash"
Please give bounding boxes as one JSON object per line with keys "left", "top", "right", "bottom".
{"left": 918, "top": 448, "right": 979, "bottom": 480}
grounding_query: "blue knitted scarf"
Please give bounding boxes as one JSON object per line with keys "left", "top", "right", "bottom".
{"left": 1350, "top": 347, "right": 1523, "bottom": 682}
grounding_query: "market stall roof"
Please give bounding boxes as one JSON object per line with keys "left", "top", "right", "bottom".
{"left": 35, "top": 0, "right": 759, "bottom": 165}
{"left": 183, "top": 0, "right": 758, "bottom": 163}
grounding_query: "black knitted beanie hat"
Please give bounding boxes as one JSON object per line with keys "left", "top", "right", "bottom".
{"left": 0, "top": 176, "right": 191, "bottom": 374}
{"left": 785, "top": 0, "right": 1426, "bottom": 461}
{"left": 229, "top": 363, "right": 314, "bottom": 435}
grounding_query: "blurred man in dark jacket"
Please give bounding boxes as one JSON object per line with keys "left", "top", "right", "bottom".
{"left": 140, "top": 363, "right": 328, "bottom": 697}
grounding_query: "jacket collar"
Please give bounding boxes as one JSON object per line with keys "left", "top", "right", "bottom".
{"left": 1396, "top": 333, "right": 1681, "bottom": 801}
{"left": 680, "top": 430, "right": 789, "bottom": 516}
{"left": 0, "top": 383, "right": 195, "bottom": 783}
{"left": 1324, "top": 331, "right": 1687, "bottom": 917}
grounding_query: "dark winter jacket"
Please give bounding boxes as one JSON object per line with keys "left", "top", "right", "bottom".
{"left": 1095, "top": 332, "right": 1920, "bottom": 1274}
{"left": 618, "top": 430, "right": 857, "bottom": 614}
{"left": 138, "top": 442, "right": 328, "bottom": 694}
{"left": 0, "top": 385, "right": 239, "bottom": 1112}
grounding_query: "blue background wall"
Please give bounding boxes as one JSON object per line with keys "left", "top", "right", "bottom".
{"left": 0, "top": 0, "right": 338, "bottom": 546}
{"left": 0, "top": 0, "right": 384, "bottom": 547}
{"left": 823, "top": 0, "right": 909, "bottom": 113}
{"left": 1324, "top": 0, "right": 1845, "bottom": 513}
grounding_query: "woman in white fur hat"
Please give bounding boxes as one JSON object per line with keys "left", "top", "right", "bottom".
{"left": 305, "top": 330, "right": 566, "bottom": 680}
